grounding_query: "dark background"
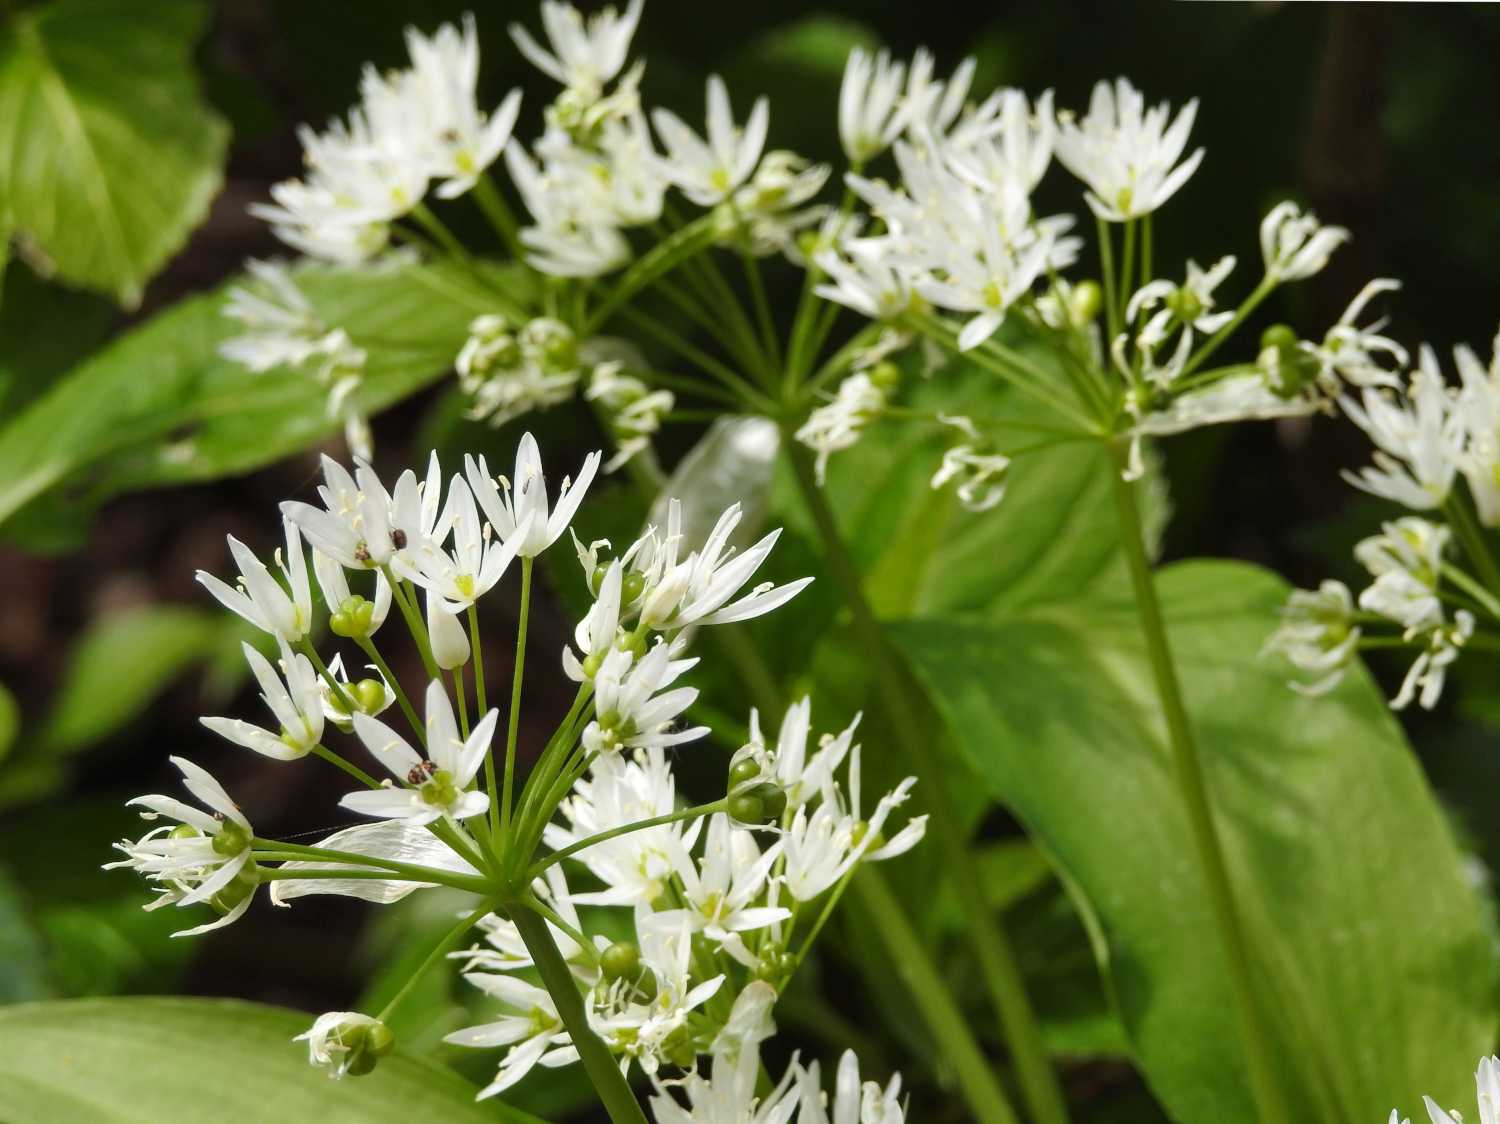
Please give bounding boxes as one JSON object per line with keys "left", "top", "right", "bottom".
{"left": 3, "top": 3, "right": 1498, "bottom": 1120}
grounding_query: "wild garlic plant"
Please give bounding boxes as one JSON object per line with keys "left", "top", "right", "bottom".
{"left": 203, "top": 3, "right": 1458, "bottom": 1122}
{"left": 1266, "top": 329, "right": 1500, "bottom": 713}
{"left": 107, "top": 434, "right": 930, "bottom": 1123}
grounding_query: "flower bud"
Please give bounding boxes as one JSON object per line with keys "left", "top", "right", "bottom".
{"left": 426, "top": 591, "right": 471, "bottom": 671}
{"left": 600, "top": 941, "right": 641, "bottom": 983}
{"left": 728, "top": 782, "right": 787, "bottom": 827}
{"left": 1071, "top": 280, "right": 1103, "bottom": 323}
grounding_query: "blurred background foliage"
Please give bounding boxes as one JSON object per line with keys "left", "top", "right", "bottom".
{"left": 3, "top": 2, "right": 1500, "bottom": 1121}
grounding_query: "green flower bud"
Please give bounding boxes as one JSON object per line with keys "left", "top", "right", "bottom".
{"left": 330, "top": 595, "right": 375, "bottom": 639}
{"left": 343, "top": 1050, "right": 378, "bottom": 1077}
{"left": 209, "top": 858, "right": 258, "bottom": 914}
{"left": 728, "top": 782, "right": 786, "bottom": 826}
{"left": 621, "top": 571, "right": 647, "bottom": 604}
{"left": 212, "top": 819, "right": 250, "bottom": 857}
{"left": 1260, "top": 324, "right": 1299, "bottom": 355}
{"left": 728, "top": 758, "right": 761, "bottom": 790}
{"left": 351, "top": 679, "right": 386, "bottom": 714}
{"left": 1166, "top": 287, "right": 1203, "bottom": 324}
{"left": 582, "top": 651, "right": 605, "bottom": 679}
{"left": 365, "top": 1021, "right": 395, "bottom": 1058}
{"left": 600, "top": 941, "right": 641, "bottom": 983}
{"left": 1071, "top": 280, "right": 1103, "bottom": 323}
{"left": 868, "top": 360, "right": 902, "bottom": 393}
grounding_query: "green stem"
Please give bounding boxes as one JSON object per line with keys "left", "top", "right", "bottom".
{"left": 531, "top": 800, "right": 727, "bottom": 879}
{"left": 471, "top": 173, "right": 526, "bottom": 261}
{"left": 1120, "top": 219, "right": 1137, "bottom": 320}
{"left": 1141, "top": 213, "right": 1154, "bottom": 289}
{"left": 738, "top": 242, "right": 781, "bottom": 370}
{"left": 382, "top": 573, "right": 441, "bottom": 680}
{"left": 310, "top": 743, "right": 381, "bottom": 789}
{"left": 852, "top": 873, "right": 1020, "bottom": 1124}
{"left": 511, "top": 905, "right": 649, "bottom": 1124}
{"left": 1097, "top": 216, "right": 1120, "bottom": 345}
{"left": 502, "top": 558, "right": 534, "bottom": 840}
{"left": 1107, "top": 442, "right": 1292, "bottom": 1123}
{"left": 614, "top": 305, "right": 775, "bottom": 412}
{"left": 1442, "top": 562, "right": 1500, "bottom": 621}
{"left": 782, "top": 434, "right": 1069, "bottom": 1124}
{"left": 1180, "top": 277, "right": 1276, "bottom": 379}
{"left": 453, "top": 669, "right": 470, "bottom": 739}
{"left": 377, "top": 902, "right": 494, "bottom": 1022}
{"left": 299, "top": 640, "right": 358, "bottom": 716}
{"left": 356, "top": 637, "right": 423, "bottom": 742}
{"left": 251, "top": 841, "right": 491, "bottom": 895}
{"left": 410, "top": 201, "right": 470, "bottom": 261}
{"left": 1445, "top": 496, "right": 1500, "bottom": 595}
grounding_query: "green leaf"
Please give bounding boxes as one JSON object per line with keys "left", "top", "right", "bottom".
{"left": 0, "top": 997, "right": 549, "bottom": 1123}
{"left": 39, "top": 606, "right": 219, "bottom": 755}
{"left": 0, "top": 259, "right": 520, "bottom": 537}
{"left": 0, "top": 866, "right": 50, "bottom": 1002}
{"left": 893, "top": 560, "right": 1496, "bottom": 1123}
{"left": 0, "top": 680, "right": 17, "bottom": 763}
{"left": 0, "top": 0, "right": 229, "bottom": 306}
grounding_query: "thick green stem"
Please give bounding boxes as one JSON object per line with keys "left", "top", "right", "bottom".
{"left": 852, "top": 873, "right": 1019, "bottom": 1124}
{"left": 511, "top": 905, "right": 649, "bottom": 1124}
{"left": 782, "top": 433, "right": 1070, "bottom": 1124}
{"left": 1108, "top": 443, "right": 1291, "bottom": 1123}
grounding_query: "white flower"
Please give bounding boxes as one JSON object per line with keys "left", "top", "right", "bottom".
{"left": 782, "top": 748, "right": 925, "bottom": 902}
{"left": 813, "top": 240, "right": 916, "bottom": 322}
{"left": 546, "top": 748, "right": 700, "bottom": 908}
{"left": 219, "top": 260, "right": 350, "bottom": 374}
{"left": 196, "top": 517, "right": 312, "bottom": 643}
{"left": 1125, "top": 256, "right": 1236, "bottom": 344}
{"left": 1456, "top": 332, "right": 1500, "bottom": 526}
{"left": 455, "top": 867, "right": 588, "bottom": 972}
{"left": 313, "top": 548, "right": 392, "bottom": 638}
{"left": 1342, "top": 355, "right": 1463, "bottom": 510}
{"left": 1309, "top": 279, "right": 1406, "bottom": 391}
{"left": 404, "top": 16, "right": 523, "bottom": 198}
{"left": 901, "top": 49, "right": 974, "bottom": 142}
{"left": 1355, "top": 518, "right": 1450, "bottom": 632}
{"left": 1420, "top": 1055, "right": 1500, "bottom": 1124}
{"left": 637, "top": 500, "right": 813, "bottom": 630}
{"left": 344, "top": 680, "right": 497, "bottom": 824}
{"left": 464, "top": 433, "right": 602, "bottom": 558}
{"left": 740, "top": 698, "right": 855, "bottom": 810}
{"left": 403, "top": 475, "right": 529, "bottom": 612}
{"left": 727, "top": 151, "right": 831, "bottom": 257}
{"left": 650, "top": 1019, "right": 799, "bottom": 1124}
{"left": 282, "top": 455, "right": 435, "bottom": 571}
{"left": 796, "top": 373, "right": 889, "bottom": 484}
{"left": 1264, "top": 580, "right": 1361, "bottom": 697}
{"left": 797, "top": 1050, "right": 908, "bottom": 1124}
{"left": 201, "top": 639, "right": 324, "bottom": 761}
{"left": 316, "top": 653, "right": 395, "bottom": 732}
{"left": 446, "top": 973, "right": 576, "bottom": 1099}
{"left": 586, "top": 361, "right": 674, "bottom": 472}
{"left": 664, "top": 813, "right": 789, "bottom": 942}
{"left": 1393, "top": 611, "right": 1473, "bottom": 711}
{"left": 564, "top": 560, "right": 625, "bottom": 682}
{"left": 944, "top": 88, "right": 1056, "bottom": 194}
{"left": 1055, "top": 78, "right": 1204, "bottom": 221}
{"left": 105, "top": 757, "right": 257, "bottom": 937}
{"left": 295, "top": 1012, "right": 391, "bottom": 1079}
{"left": 588, "top": 910, "right": 724, "bottom": 1074}
{"left": 583, "top": 642, "right": 707, "bottom": 755}
{"left": 1259, "top": 200, "right": 1349, "bottom": 282}
{"left": 510, "top": 0, "right": 643, "bottom": 103}
{"left": 652, "top": 75, "right": 769, "bottom": 207}
{"left": 839, "top": 48, "right": 910, "bottom": 164}
{"left": 930, "top": 425, "right": 1011, "bottom": 512}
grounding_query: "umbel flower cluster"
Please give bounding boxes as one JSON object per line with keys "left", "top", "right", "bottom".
{"left": 107, "top": 434, "right": 925, "bottom": 1120}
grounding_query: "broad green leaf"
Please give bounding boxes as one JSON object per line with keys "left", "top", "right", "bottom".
{"left": 0, "top": 0, "right": 229, "bottom": 306}
{"left": 894, "top": 560, "right": 1496, "bottom": 1123}
{"left": 0, "top": 259, "right": 522, "bottom": 536}
{"left": 0, "top": 997, "right": 548, "bottom": 1123}
{"left": 0, "top": 259, "right": 114, "bottom": 417}
{"left": 39, "top": 606, "right": 218, "bottom": 755}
